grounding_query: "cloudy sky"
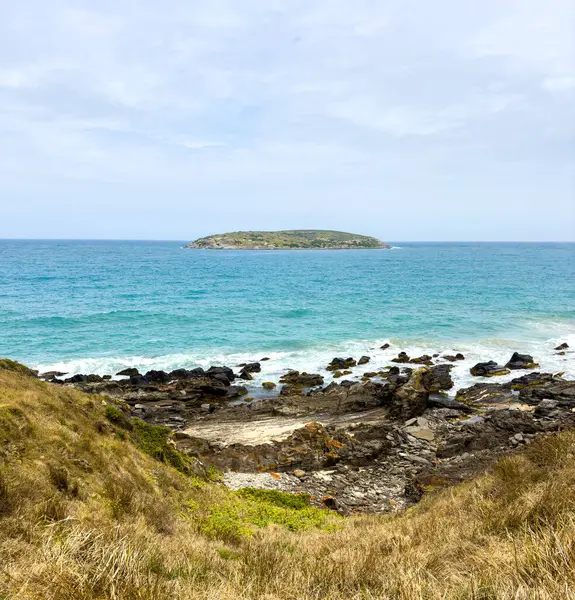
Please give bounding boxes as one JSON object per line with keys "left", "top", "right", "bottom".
{"left": 1, "top": 0, "right": 574, "bottom": 241}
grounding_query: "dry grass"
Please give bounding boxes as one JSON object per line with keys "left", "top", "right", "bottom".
{"left": 0, "top": 366, "right": 575, "bottom": 599}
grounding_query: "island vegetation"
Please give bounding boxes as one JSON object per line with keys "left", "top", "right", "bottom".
{"left": 186, "top": 229, "right": 391, "bottom": 250}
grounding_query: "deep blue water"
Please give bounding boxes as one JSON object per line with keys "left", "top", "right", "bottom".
{"left": 0, "top": 240, "right": 573, "bottom": 384}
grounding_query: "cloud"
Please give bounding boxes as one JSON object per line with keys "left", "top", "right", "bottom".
{"left": 0, "top": 0, "right": 573, "bottom": 239}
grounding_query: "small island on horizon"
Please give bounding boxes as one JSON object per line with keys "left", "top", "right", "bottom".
{"left": 185, "top": 229, "right": 391, "bottom": 250}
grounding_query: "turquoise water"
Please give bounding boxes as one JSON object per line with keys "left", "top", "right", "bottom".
{"left": 0, "top": 240, "right": 574, "bottom": 386}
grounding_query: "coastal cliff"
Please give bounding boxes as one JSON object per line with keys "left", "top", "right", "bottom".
{"left": 185, "top": 229, "right": 391, "bottom": 249}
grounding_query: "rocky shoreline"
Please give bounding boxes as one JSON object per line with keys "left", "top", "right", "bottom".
{"left": 37, "top": 342, "right": 574, "bottom": 514}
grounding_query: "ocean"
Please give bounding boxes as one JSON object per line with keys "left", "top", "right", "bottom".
{"left": 1, "top": 240, "right": 574, "bottom": 390}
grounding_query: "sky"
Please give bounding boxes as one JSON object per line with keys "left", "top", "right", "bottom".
{"left": 0, "top": 0, "right": 574, "bottom": 241}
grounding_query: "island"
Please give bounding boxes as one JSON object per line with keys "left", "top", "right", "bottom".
{"left": 185, "top": 229, "right": 391, "bottom": 250}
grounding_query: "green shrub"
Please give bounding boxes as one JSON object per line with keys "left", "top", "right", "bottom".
{"left": 130, "top": 419, "right": 197, "bottom": 476}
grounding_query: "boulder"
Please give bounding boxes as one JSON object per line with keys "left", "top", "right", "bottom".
{"left": 130, "top": 374, "right": 147, "bottom": 386}
{"left": 238, "top": 371, "right": 253, "bottom": 381}
{"left": 144, "top": 370, "right": 170, "bottom": 383}
{"left": 226, "top": 385, "right": 249, "bottom": 398}
{"left": 241, "top": 362, "right": 262, "bottom": 374}
{"left": 262, "top": 381, "right": 276, "bottom": 390}
{"left": 206, "top": 366, "right": 236, "bottom": 383}
{"left": 509, "top": 372, "right": 555, "bottom": 390}
{"left": 534, "top": 399, "right": 560, "bottom": 418}
{"left": 327, "top": 357, "right": 357, "bottom": 371}
{"left": 423, "top": 364, "right": 454, "bottom": 392}
{"left": 390, "top": 368, "right": 430, "bottom": 419}
{"left": 555, "top": 343, "right": 569, "bottom": 351}
{"left": 358, "top": 356, "right": 371, "bottom": 365}
{"left": 40, "top": 371, "right": 67, "bottom": 380}
{"left": 505, "top": 352, "right": 538, "bottom": 370}
{"left": 64, "top": 374, "right": 88, "bottom": 384}
{"left": 442, "top": 353, "right": 465, "bottom": 362}
{"left": 279, "top": 371, "right": 324, "bottom": 387}
{"left": 456, "top": 383, "right": 515, "bottom": 405}
{"left": 428, "top": 395, "right": 473, "bottom": 413}
{"left": 391, "top": 352, "right": 410, "bottom": 364}
{"left": 116, "top": 367, "right": 139, "bottom": 377}
{"left": 409, "top": 355, "right": 434, "bottom": 366}
{"left": 519, "top": 380, "right": 575, "bottom": 406}
{"left": 469, "top": 361, "right": 510, "bottom": 377}
{"left": 380, "top": 343, "right": 390, "bottom": 350}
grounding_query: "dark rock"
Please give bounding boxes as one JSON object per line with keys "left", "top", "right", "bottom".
{"left": 144, "top": 370, "right": 170, "bottom": 383}
{"left": 456, "top": 383, "right": 515, "bottom": 405}
{"left": 239, "top": 371, "right": 253, "bottom": 381}
{"left": 509, "top": 372, "right": 554, "bottom": 390}
{"left": 469, "top": 361, "right": 510, "bottom": 377}
{"left": 534, "top": 399, "right": 560, "bottom": 418}
{"left": 130, "top": 374, "right": 147, "bottom": 386}
{"left": 64, "top": 374, "right": 88, "bottom": 383}
{"left": 409, "top": 355, "right": 434, "bottom": 366}
{"left": 427, "top": 395, "right": 473, "bottom": 413}
{"left": 327, "top": 357, "right": 357, "bottom": 371}
{"left": 260, "top": 357, "right": 270, "bottom": 361}
{"left": 442, "top": 353, "right": 465, "bottom": 362}
{"left": 116, "top": 368, "right": 140, "bottom": 377}
{"left": 226, "top": 385, "right": 248, "bottom": 398}
{"left": 358, "top": 356, "right": 371, "bottom": 365}
{"left": 391, "top": 352, "right": 410, "bottom": 364}
{"left": 279, "top": 371, "right": 324, "bottom": 387}
{"left": 242, "top": 362, "right": 262, "bottom": 374}
{"left": 187, "top": 367, "right": 207, "bottom": 378}
{"left": 206, "top": 366, "right": 236, "bottom": 383}
{"left": 86, "top": 374, "right": 103, "bottom": 383}
{"left": 505, "top": 352, "right": 538, "bottom": 370}
{"left": 390, "top": 368, "right": 430, "bottom": 419}
{"left": 39, "top": 371, "right": 67, "bottom": 380}
{"left": 169, "top": 368, "right": 192, "bottom": 379}
{"left": 262, "top": 382, "right": 276, "bottom": 390}
{"left": 437, "top": 409, "right": 541, "bottom": 458}
{"left": 339, "top": 380, "right": 355, "bottom": 388}
{"left": 424, "top": 364, "right": 454, "bottom": 392}
{"left": 554, "top": 343, "right": 569, "bottom": 351}
{"left": 519, "top": 380, "right": 575, "bottom": 406}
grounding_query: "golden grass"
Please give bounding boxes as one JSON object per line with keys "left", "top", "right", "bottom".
{"left": 0, "top": 367, "right": 574, "bottom": 599}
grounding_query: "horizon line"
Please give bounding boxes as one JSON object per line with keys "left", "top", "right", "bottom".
{"left": 1, "top": 238, "right": 574, "bottom": 244}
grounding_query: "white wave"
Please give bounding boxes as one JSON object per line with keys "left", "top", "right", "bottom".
{"left": 34, "top": 333, "right": 574, "bottom": 394}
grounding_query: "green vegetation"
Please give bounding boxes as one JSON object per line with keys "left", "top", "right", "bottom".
{"left": 0, "top": 366, "right": 574, "bottom": 599}
{"left": 186, "top": 229, "right": 390, "bottom": 249}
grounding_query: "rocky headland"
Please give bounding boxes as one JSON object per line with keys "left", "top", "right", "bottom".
{"left": 185, "top": 229, "right": 391, "bottom": 250}
{"left": 36, "top": 342, "right": 574, "bottom": 515}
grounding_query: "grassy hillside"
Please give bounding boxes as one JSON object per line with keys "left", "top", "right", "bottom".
{"left": 1, "top": 361, "right": 574, "bottom": 599}
{"left": 186, "top": 230, "right": 390, "bottom": 249}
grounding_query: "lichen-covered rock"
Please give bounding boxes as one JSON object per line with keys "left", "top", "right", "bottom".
{"left": 519, "top": 380, "right": 575, "bottom": 406}
{"left": 358, "top": 356, "right": 371, "bottom": 365}
{"left": 456, "top": 383, "right": 515, "bottom": 405}
{"left": 505, "top": 352, "right": 538, "bottom": 370}
{"left": 470, "top": 361, "right": 510, "bottom": 377}
{"left": 391, "top": 352, "right": 410, "bottom": 364}
{"left": 423, "top": 364, "right": 454, "bottom": 392}
{"left": 262, "top": 381, "right": 276, "bottom": 390}
{"left": 509, "top": 372, "right": 555, "bottom": 390}
{"left": 409, "top": 355, "right": 434, "bottom": 366}
{"left": 442, "top": 353, "right": 465, "bottom": 362}
{"left": 390, "top": 368, "right": 430, "bottom": 419}
{"left": 279, "top": 371, "right": 324, "bottom": 387}
{"left": 327, "top": 357, "right": 357, "bottom": 371}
